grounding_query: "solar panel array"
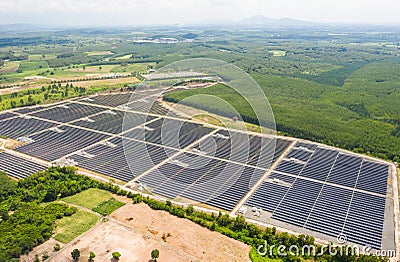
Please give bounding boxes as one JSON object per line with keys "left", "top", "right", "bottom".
{"left": 31, "top": 103, "right": 106, "bottom": 123}
{"left": 244, "top": 142, "right": 390, "bottom": 249}
{"left": 0, "top": 117, "right": 57, "bottom": 139}
{"left": 0, "top": 91, "right": 393, "bottom": 250}
{"left": 0, "top": 152, "right": 47, "bottom": 179}
{"left": 14, "top": 125, "right": 110, "bottom": 161}
{"left": 79, "top": 93, "right": 132, "bottom": 107}
{"left": 69, "top": 137, "right": 178, "bottom": 182}
{"left": 189, "top": 130, "right": 291, "bottom": 169}
{"left": 125, "top": 118, "right": 214, "bottom": 148}
{"left": 0, "top": 112, "right": 17, "bottom": 121}
{"left": 70, "top": 110, "right": 155, "bottom": 135}
{"left": 138, "top": 152, "right": 267, "bottom": 210}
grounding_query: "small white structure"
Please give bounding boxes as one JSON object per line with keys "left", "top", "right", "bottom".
{"left": 238, "top": 206, "right": 248, "bottom": 215}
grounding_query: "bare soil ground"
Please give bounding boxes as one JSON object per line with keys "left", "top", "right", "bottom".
{"left": 110, "top": 202, "right": 251, "bottom": 262}
{"left": 37, "top": 200, "right": 250, "bottom": 262}
{"left": 49, "top": 220, "right": 188, "bottom": 262}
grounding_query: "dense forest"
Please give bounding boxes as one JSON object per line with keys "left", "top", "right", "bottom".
{"left": 164, "top": 62, "right": 400, "bottom": 162}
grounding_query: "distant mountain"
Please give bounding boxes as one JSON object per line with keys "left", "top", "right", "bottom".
{"left": 240, "top": 15, "right": 316, "bottom": 27}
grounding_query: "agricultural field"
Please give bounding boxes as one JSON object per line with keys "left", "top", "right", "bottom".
{"left": 17, "top": 61, "right": 49, "bottom": 72}
{"left": 0, "top": 61, "right": 20, "bottom": 73}
{"left": 54, "top": 210, "right": 99, "bottom": 243}
{"left": 86, "top": 50, "right": 114, "bottom": 56}
{"left": 62, "top": 188, "right": 114, "bottom": 210}
{"left": 28, "top": 54, "right": 57, "bottom": 60}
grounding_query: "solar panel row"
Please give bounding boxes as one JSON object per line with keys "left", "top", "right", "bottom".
{"left": 190, "top": 130, "right": 291, "bottom": 169}
{"left": 126, "top": 118, "right": 214, "bottom": 149}
{"left": 31, "top": 103, "right": 105, "bottom": 123}
{"left": 139, "top": 153, "right": 266, "bottom": 210}
{"left": 70, "top": 137, "right": 177, "bottom": 182}
{"left": 0, "top": 117, "right": 57, "bottom": 139}
{"left": 0, "top": 152, "right": 47, "bottom": 179}
{"left": 79, "top": 93, "right": 132, "bottom": 107}
{"left": 14, "top": 126, "right": 110, "bottom": 161}
{"left": 71, "top": 110, "right": 155, "bottom": 135}
{"left": 0, "top": 112, "right": 17, "bottom": 121}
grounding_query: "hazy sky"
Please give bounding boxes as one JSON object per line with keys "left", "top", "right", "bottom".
{"left": 0, "top": 0, "right": 399, "bottom": 26}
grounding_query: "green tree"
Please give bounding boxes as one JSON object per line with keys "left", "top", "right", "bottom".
{"left": 151, "top": 249, "right": 159, "bottom": 261}
{"left": 53, "top": 243, "right": 60, "bottom": 251}
{"left": 186, "top": 205, "right": 194, "bottom": 215}
{"left": 88, "top": 251, "right": 96, "bottom": 261}
{"left": 27, "top": 95, "right": 34, "bottom": 105}
{"left": 112, "top": 252, "right": 121, "bottom": 260}
{"left": 71, "top": 249, "right": 80, "bottom": 261}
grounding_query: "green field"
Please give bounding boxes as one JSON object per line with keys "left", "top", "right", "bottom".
{"left": 115, "top": 54, "right": 133, "bottom": 60}
{"left": 54, "top": 210, "right": 98, "bottom": 243}
{"left": 92, "top": 198, "right": 125, "bottom": 216}
{"left": 0, "top": 61, "right": 20, "bottom": 73}
{"left": 110, "top": 63, "right": 152, "bottom": 73}
{"left": 62, "top": 188, "right": 113, "bottom": 210}
{"left": 17, "top": 61, "right": 49, "bottom": 72}
{"left": 28, "top": 54, "right": 57, "bottom": 60}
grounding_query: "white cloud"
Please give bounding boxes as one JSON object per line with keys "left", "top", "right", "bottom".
{"left": 0, "top": 0, "right": 399, "bottom": 26}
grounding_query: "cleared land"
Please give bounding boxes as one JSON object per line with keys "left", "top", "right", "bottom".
{"left": 43, "top": 193, "right": 250, "bottom": 261}
{"left": 110, "top": 203, "right": 251, "bottom": 261}
{"left": 86, "top": 51, "right": 114, "bottom": 56}
{"left": 50, "top": 220, "right": 189, "bottom": 262}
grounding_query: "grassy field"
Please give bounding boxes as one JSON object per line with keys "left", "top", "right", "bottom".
{"left": 62, "top": 188, "right": 113, "bottom": 210}
{"left": 65, "top": 64, "right": 117, "bottom": 73}
{"left": 92, "top": 198, "right": 125, "bottom": 216}
{"left": 28, "top": 54, "right": 57, "bottom": 60}
{"left": 17, "top": 61, "right": 49, "bottom": 72}
{"left": 86, "top": 51, "right": 114, "bottom": 56}
{"left": 268, "top": 50, "right": 286, "bottom": 57}
{"left": 54, "top": 210, "right": 98, "bottom": 243}
{"left": 110, "top": 63, "right": 152, "bottom": 73}
{"left": 0, "top": 61, "right": 20, "bottom": 73}
{"left": 115, "top": 54, "right": 133, "bottom": 60}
